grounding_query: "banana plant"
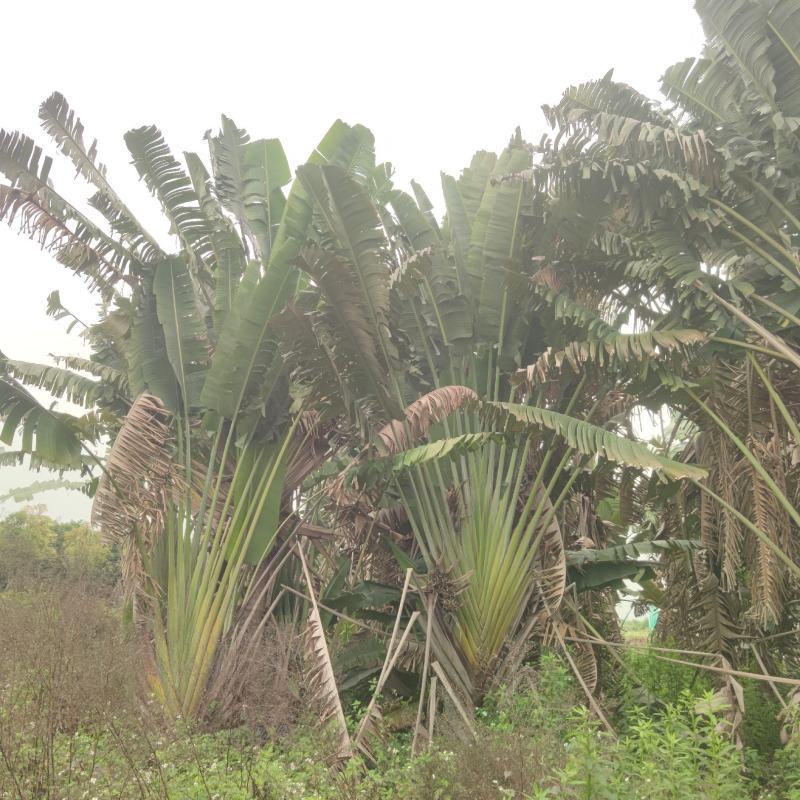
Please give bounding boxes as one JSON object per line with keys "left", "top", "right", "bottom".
{"left": 521, "top": 2, "right": 800, "bottom": 733}
{"left": 0, "top": 93, "right": 378, "bottom": 721}
{"left": 276, "top": 132, "right": 709, "bottom": 705}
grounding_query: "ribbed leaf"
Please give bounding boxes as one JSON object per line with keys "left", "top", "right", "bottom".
{"left": 296, "top": 163, "right": 399, "bottom": 416}
{"left": 767, "top": 0, "right": 800, "bottom": 116}
{"left": 2, "top": 359, "right": 107, "bottom": 407}
{"left": 127, "top": 280, "right": 179, "bottom": 412}
{"left": 0, "top": 479, "right": 89, "bottom": 503}
{"left": 661, "top": 57, "right": 743, "bottom": 124}
{"left": 695, "top": 0, "right": 777, "bottom": 112}
{"left": 208, "top": 116, "right": 290, "bottom": 264}
{"left": 38, "top": 91, "right": 107, "bottom": 183}
{"left": 488, "top": 401, "right": 707, "bottom": 480}
{"left": 228, "top": 441, "right": 287, "bottom": 565}
{"left": 543, "top": 73, "right": 710, "bottom": 173}
{"left": 202, "top": 121, "right": 375, "bottom": 420}
{"left": 441, "top": 172, "right": 472, "bottom": 295}
{"left": 153, "top": 256, "right": 209, "bottom": 408}
{"left": 0, "top": 377, "right": 82, "bottom": 467}
{"left": 50, "top": 356, "right": 129, "bottom": 395}
{"left": 39, "top": 92, "right": 160, "bottom": 257}
{"left": 350, "top": 432, "right": 506, "bottom": 486}
{"left": 0, "top": 130, "right": 137, "bottom": 292}
{"left": 566, "top": 538, "right": 700, "bottom": 568}
{"left": 469, "top": 142, "right": 532, "bottom": 345}
{"left": 521, "top": 328, "right": 706, "bottom": 385}
{"left": 184, "top": 152, "right": 247, "bottom": 328}
{"left": 125, "top": 126, "right": 215, "bottom": 270}
{"left": 296, "top": 244, "right": 392, "bottom": 419}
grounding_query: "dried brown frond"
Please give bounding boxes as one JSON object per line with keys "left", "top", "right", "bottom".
{"left": 91, "top": 393, "right": 174, "bottom": 596}
{"left": 284, "top": 413, "right": 331, "bottom": 496}
{"left": 534, "top": 485, "right": 567, "bottom": 614}
{"left": 376, "top": 386, "right": 477, "bottom": 454}
{"left": 744, "top": 437, "right": 790, "bottom": 629}
{"left": 692, "top": 553, "right": 740, "bottom": 657}
{"left": 298, "top": 547, "right": 353, "bottom": 764}
{"left": 542, "top": 615, "right": 598, "bottom": 694}
{"left": 0, "top": 185, "right": 128, "bottom": 297}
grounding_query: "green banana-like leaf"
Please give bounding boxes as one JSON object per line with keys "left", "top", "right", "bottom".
{"left": 487, "top": 401, "right": 707, "bottom": 480}
{"left": 695, "top": 0, "right": 778, "bottom": 113}
{"left": 410, "top": 179, "right": 441, "bottom": 238}
{"left": 348, "top": 432, "right": 507, "bottom": 486}
{"left": 228, "top": 441, "right": 287, "bottom": 565}
{"left": 127, "top": 281, "right": 179, "bottom": 412}
{"left": 184, "top": 151, "right": 247, "bottom": 328}
{"left": 767, "top": 0, "right": 800, "bottom": 116}
{"left": 566, "top": 539, "right": 700, "bottom": 568}
{"left": 39, "top": 92, "right": 160, "bottom": 257}
{"left": 38, "top": 91, "right": 108, "bottom": 186}
{"left": 543, "top": 73, "right": 709, "bottom": 173}
{"left": 456, "top": 151, "right": 498, "bottom": 226}
{"left": 297, "top": 163, "right": 391, "bottom": 326}
{"left": 50, "top": 356, "right": 129, "bottom": 395}
{"left": 0, "top": 478, "right": 90, "bottom": 503}
{"left": 297, "top": 163, "right": 399, "bottom": 411}
{"left": 201, "top": 121, "right": 375, "bottom": 421}
{"left": 124, "top": 126, "right": 216, "bottom": 271}
{"left": 208, "top": 116, "right": 291, "bottom": 264}
{"left": 2, "top": 359, "right": 107, "bottom": 407}
{"left": 0, "top": 378, "right": 82, "bottom": 467}
{"left": 0, "top": 132, "right": 136, "bottom": 292}
{"left": 569, "top": 560, "right": 656, "bottom": 592}
{"left": 0, "top": 447, "right": 94, "bottom": 474}
{"left": 450, "top": 151, "right": 501, "bottom": 303}
{"left": 153, "top": 256, "right": 209, "bottom": 408}
{"left": 441, "top": 172, "right": 472, "bottom": 295}
{"left": 660, "top": 57, "right": 742, "bottom": 125}
{"left": 389, "top": 188, "right": 440, "bottom": 252}
{"left": 470, "top": 142, "right": 532, "bottom": 346}
{"left": 522, "top": 328, "right": 707, "bottom": 385}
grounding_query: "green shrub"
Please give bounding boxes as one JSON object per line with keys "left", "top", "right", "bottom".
{"left": 617, "top": 645, "right": 711, "bottom": 713}
{"left": 547, "top": 694, "right": 745, "bottom": 799}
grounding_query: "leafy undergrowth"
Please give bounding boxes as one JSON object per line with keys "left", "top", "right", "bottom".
{"left": 1, "top": 587, "right": 799, "bottom": 799}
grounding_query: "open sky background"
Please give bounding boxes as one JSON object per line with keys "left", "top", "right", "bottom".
{"left": 0, "top": 0, "right": 705, "bottom": 520}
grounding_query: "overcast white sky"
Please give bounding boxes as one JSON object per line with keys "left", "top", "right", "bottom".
{"left": 0, "top": 0, "right": 705, "bottom": 519}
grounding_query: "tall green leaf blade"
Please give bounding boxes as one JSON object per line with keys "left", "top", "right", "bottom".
{"left": 184, "top": 152, "right": 248, "bottom": 329}
{"left": 470, "top": 145, "right": 532, "bottom": 346}
{"left": 490, "top": 401, "right": 707, "bottom": 480}
{"left": 202, "top": 121, "right": 376, "bottom": 421}
{"left": 441, "top": 173, "right": 473, "bottom": 298}
{"left": 153, "top": 257, "right": 209, "bottom": 408}
{"left": 0, "top": 378, "right": 82, "bottom": 467}
{"left": 128, "top": 283, "right": 179, "bottom": 411}
{"left": 125, "top": 126, "right": 216, "bottom": 271}
{"left": 297, "top": 163, "right": 400, "bottom": 416}
{"left": 209, "top": 116, "right": 291, "bottom": 264}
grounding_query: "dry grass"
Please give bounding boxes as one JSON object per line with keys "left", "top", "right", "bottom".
{"left": 0, "top": 582, "right": 148, "bottom": 797}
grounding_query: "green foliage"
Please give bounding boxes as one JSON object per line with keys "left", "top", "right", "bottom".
{"left": 4, "top": 0, "right": 800, "bottom": 774}
{"left": 0, "top": 510, "right": 117, "bottom": 587}
{"left": 0, "top": 510, "right": 56, "bottom": 584}
{"left": 618, "top": 645, "right": 712, "bottom": 713}
{"left": 61, "top": 523, "right": 116, "bottom": 581}
{"left": 2, "top": 624, "right": 786, "bottom": 799}
{"left": 555, "top": 696, "right": 747, "bottom": 800}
